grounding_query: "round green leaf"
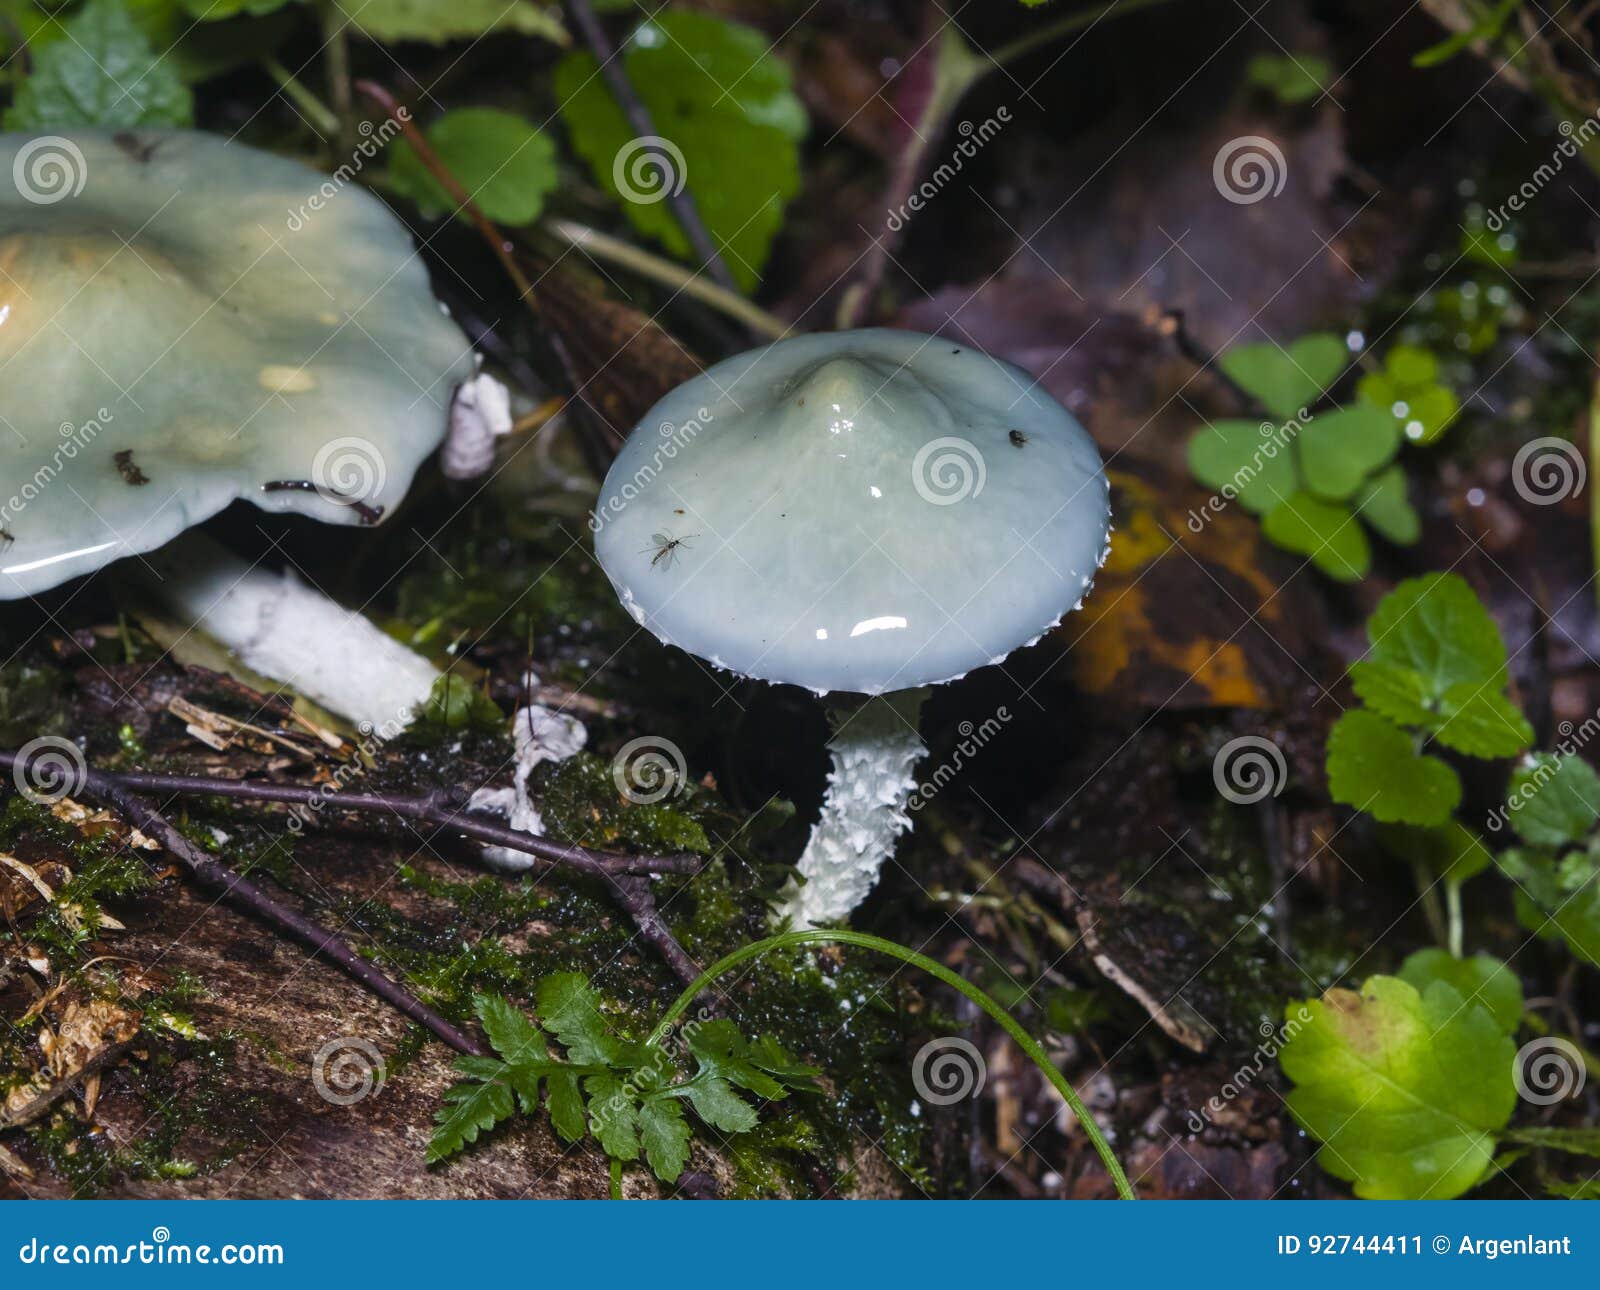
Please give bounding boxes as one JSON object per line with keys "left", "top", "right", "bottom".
{"left": 1297, "top": 403, "right": 1401, "bottom": 500}
{"left": 1185, "top": 418, "right": 1298, "bottom": 515}
{"left": 1261, "top": 492, "right": 1370, "bottom": 581}
{"left": 391, "top": 108, "right": 559, "bottom": 226}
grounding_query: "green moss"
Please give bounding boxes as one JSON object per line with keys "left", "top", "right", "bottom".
{"left": 536, "top": 752, "right": 711, "bottom": 854}
{"left": 0, "top": 661, "right": 68, "bottom": 745}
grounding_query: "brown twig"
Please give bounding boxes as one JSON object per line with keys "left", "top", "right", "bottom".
{"left": 0, "top": 751, "right": 486, "bottom": 1058}
{"left": 52, "top": 765, "right": 702, "bottom": 878}
{"left": 562, "top": 0, "right": 740, "bottom": 294}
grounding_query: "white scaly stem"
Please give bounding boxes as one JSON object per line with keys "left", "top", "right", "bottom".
{"left": 775, "top": 689, "right": 928, "bottom": 928}
{"left": 145, "top": 532, "right": 440, "bottom": 732}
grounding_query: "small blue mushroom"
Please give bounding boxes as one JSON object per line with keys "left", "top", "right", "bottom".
{"left": 593, "top": 329, "right": 1111, "bottom": 926}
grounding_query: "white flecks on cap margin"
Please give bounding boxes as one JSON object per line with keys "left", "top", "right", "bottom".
{"left": 590, "top": 328, "right": 1111, "bottom": 926}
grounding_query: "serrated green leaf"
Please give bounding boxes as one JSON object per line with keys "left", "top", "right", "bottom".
{"left": 1433, "top": 682, "right": 1533, "bottom": 757}
{"left": 1506, "top": 1126, "right": 1600, "bottom": 1156}
{"left": 1506, "top": 753, "right": 1600, "bottom": 846}
{"left": 4, "top": 0, "right": 193, "bottom": 129}
{"left": 1261, "top": 493, "right": 1370, "bottom": 581}
{"left": 1352, "top": 463, "right": 1420, "bottom": 545}
{"left": 1280, "top": 976, "right": 1517, "bottom": 1198}
{"left": 554, "top": 10, "right": 806, "bottom": 291}
{"left": 1327, "top": 709, "right": 1460, "bottom": 825}
{"left": 1298, "top": 404, "right": 1401, "bottom": 500}
{"left": 546, "top": 1068, "right": 587, "bottom": 1143}
{"left": 1364, "top": 572, "right": 1510, "bottom": 701}
{"left": 331, "top": 0, "right": 566, "bottom": 44}
{"left": 681, "top": 1073, "right": 759, "bottom": 1133}
{"left": 1397, "top": 948, "right": 1522, "bottom": 1033}
{"left": 584, "top": 1072, "right": 641, "bottom": 1161}
{"left": 428, "top": 1076, "right": 515, "bottom": 1164}
{"left": 1377, "top": 820, "right": 1492, "bottom": 886}
{"left": 686, "top": 1019, "right": 788, "bottom": 1099}
{"left": 390, "top": 108, "right": 559, "bottom": 225}
{"left": 1219, "top": 333, "right": 1347, "bottom": 420}
{"left": 474, "top": 993, "right": 550, "bottom": 1065}
{"left": 536, "top": 973, "right": 622, "bottom": 1065}
{"left": 1349, "top": 660, "right": 1434, "bottom": 726}
{"left": 1185, "top": 418, "right": 1298, "bottom": 514}
{"left": 1498, "top": 846, "right": 1600, "bottom": 968}
{"left": 638, "top": 1096, "right": 692, "bottom": 1181}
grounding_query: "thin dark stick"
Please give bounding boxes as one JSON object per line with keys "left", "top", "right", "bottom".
{"left": 609, "top": 874, "right": 700, "bottom": 986}
{"left": 1156, "top": 309, "right": 1261, "bottom": 410}
{"left": 0, "top": 752, "right": 486, "bottom": 1058}
{"left": 64, "top": 766, "right": 701, "bottom": 878}
{"left": 562, "top": 0, "right": 740, "bottom": 294}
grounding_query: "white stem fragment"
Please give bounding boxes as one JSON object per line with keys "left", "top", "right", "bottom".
{"left": 148, "top": 533, "right": 440, "bottom": 732}
{"left": 775, "top": 689, "right": 928, "bottom": 928}
{"left": 440, "top": 372, "right": 513, "bottom": 480}
{"left": 470, "top": 688, "right": 588, "bottom": 872}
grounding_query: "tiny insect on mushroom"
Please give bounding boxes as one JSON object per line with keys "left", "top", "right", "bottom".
{"left": 592, "top": 328, "right": 1110, "bottom": 927}
{"left": 0, "top": 130, "right": 500, "bottom": 729}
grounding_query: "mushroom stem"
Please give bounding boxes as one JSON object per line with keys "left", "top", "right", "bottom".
{"left": 775, "top": 689, "right": 928, "bottom": 928}
{"left": 141, "top": 532, "right": 440, "bottom": 733}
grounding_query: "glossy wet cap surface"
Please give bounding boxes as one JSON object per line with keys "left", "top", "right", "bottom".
{"left": 0, "top": 129, "right": 476, "bottom": 599}
{"left": 592, "top": 328, "right": 1111, "bottom": 695}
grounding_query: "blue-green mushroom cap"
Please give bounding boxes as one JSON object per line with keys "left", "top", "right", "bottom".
{"left": 0, "top": 129, "right": 477, "bottom": 599}
{"left": 592, "top": 329, "right": 1111, "bottom": 695}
